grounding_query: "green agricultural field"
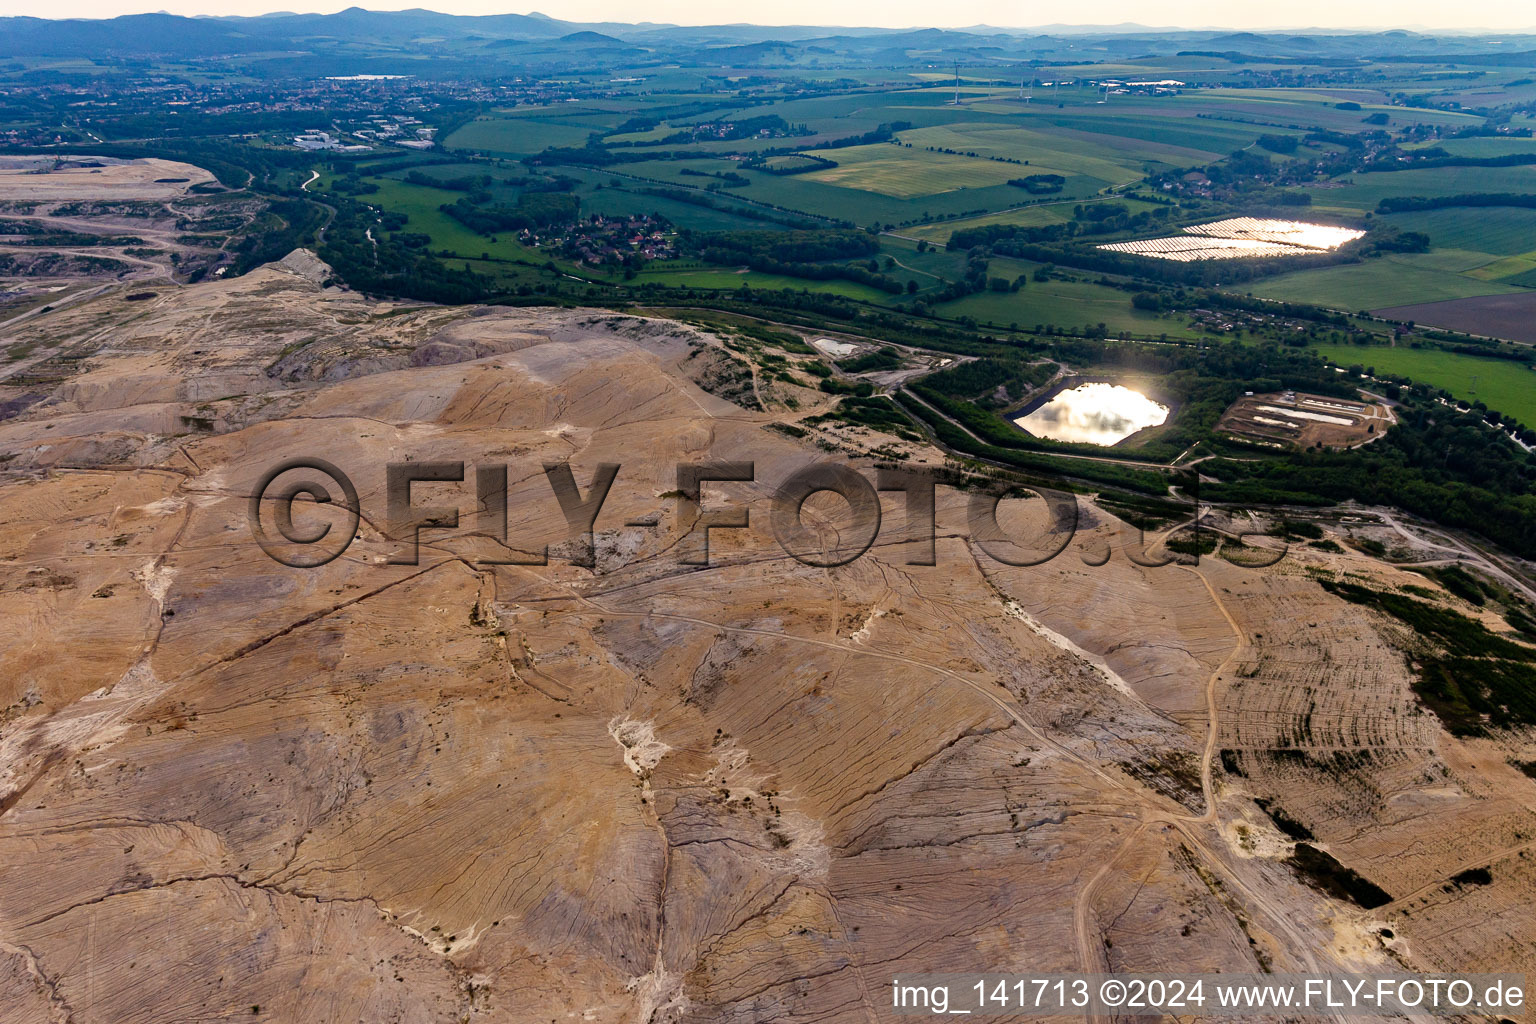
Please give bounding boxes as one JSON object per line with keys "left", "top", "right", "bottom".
{"left": 1251, "top": 252, "right": 1521, "bottom": 310}
{"left": 879, "top": 238, "right": 970, "bottom": 280}
{"left": 579, "top": 182, "right": 775, "bottom": 232}
{"left": 737, "top": 169, "right": 1024, "bottom": 225}
{"left": 287, "top": 59, "right": 1536, "bottom": 343}
{"left": 483, "top": 99, "right": 636, "bottom": 119}
{"left": 370, "top": 160, "right": 532, "bottom": 185}
{"left": 446, "top": 117, "right": 600, "bottom": 155}
{"left": 902, "top": 202, "right": 1075, "bottom": 244}
{"left": 1403, "top": 137, "right": 1536, "bottom": 158}
{"left": 1305, "top": 164, "right": 1536, "bottom": 213}
{"left": 1467, "top": 253, "right": 1536, "bottom": 282}
{"left": 762, "top": 154, "right": 825, "bottom": 172}
{"left": 799, "top": 143, "right": 1033, "bottom": 197}
{"left": 447, "top": 257, "right": 557, "bottom": 290}
{"left": 361, "top": 178, "right": 585, "bottom": 274}
{"left": 1175, "top": 88, "right": 1480, "bottom": 131}
{"left": 908, "top": 72, "right": 1000, "bottom": 83}
{"left": 363, "top": 172, "right": 793, "bottom": 270}
{"left": 698, "top": 90, "right": 959, "bottom": 137}
{"left": 609, "top": 157, "right": 745, "bottom": 184}
{"left": 1009, "top": 105, "right": 1279, "bottom": 155}
{"left": 365, "top": 177, "right": 500, "bottom": 252}
{"left": 1313, "top": 342, "right": 1536, "bottom": 424}
{"left": 895, "top": 122, "right": 1164, "bottom": 180}
{"left": 933, "top": 257, "right": 1206, "bottom": 340}
{"left": 903, "top": 194, "right": 1166, "bottom": 244}
{"left": 631, "top": 265, "right": 892, "bottom": 300}
{"left": 1380, "top": 206, "right": 1536, "bottom": 257}
{"left": 604, "top": 123, "right": 680, "bottom": 144}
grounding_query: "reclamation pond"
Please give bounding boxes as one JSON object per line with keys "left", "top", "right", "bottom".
{"left": 1013, "top": 382, "right": 1169, "bottom": 446}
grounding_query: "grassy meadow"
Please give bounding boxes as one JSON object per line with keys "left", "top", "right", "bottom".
{"left": 1314, "top": 342, "right": 1536, "bottom": 424}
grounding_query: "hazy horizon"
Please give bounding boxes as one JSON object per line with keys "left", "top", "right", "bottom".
{"left": 2, "top": 0, "right": 1533, "bottom": 33}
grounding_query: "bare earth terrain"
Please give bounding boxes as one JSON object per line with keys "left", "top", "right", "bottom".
{"left": 1374, "top": 293, "right": 1536, "bottom": 345}
{"left": 0, "top": 254, "right": 1533, "bottom": 1022}
{"left": 0, "top": 157, "right": 216, "bottom": 201}
{"left": 0, "top": 157, "right": 256, "bottom": 333}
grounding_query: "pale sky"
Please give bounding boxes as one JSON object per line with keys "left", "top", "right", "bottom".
{"left": 2, "top": 0, "right": 1533, "bottom": 32}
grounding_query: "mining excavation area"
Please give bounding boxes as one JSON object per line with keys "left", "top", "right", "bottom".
{"left": 0, "top": 255, "right": 1532, "bottom": 1021}
{"left": 0, "top": 157, "right": 257, "bottom": 333}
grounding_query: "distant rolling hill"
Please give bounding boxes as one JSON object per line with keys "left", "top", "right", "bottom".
{"left": 1, "top": 9, "right": 1533, "bottom": 64}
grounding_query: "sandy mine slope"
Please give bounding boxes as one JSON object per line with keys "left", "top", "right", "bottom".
{"left": 0, "top": 156, "right": 215, "bottom": 202}
{"left": 0, "top": 253, "right": 1533, "bottom": 1022}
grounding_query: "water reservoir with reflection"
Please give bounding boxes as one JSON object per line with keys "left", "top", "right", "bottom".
{"left": 1014, "top": 383, "right": 1169, "bottom": 446}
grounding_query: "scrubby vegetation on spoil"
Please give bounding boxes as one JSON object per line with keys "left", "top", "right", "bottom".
{"left": 1205, "top": 402, "right": 1536, "bottom": 560}
{"left": 837, "top": 346, "right": 904, "bottom": 374}
{"left": 1288, "top": 843, "right": 1394, "bottom": 909}
{"left": 1319, "top": 580, "right": 1536, "bottom": 734}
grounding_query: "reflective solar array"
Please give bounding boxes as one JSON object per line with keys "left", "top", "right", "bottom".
{"left": 1098, "top": 218, "right": 1367, "bottom": 261}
